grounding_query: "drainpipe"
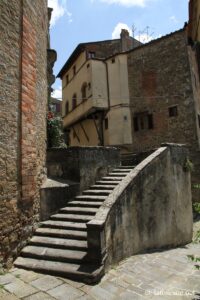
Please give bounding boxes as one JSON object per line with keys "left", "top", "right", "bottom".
{"left": 102, "top": 60, "right": 111, "bottom": 146}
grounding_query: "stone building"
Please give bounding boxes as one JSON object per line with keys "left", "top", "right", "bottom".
{"left": 58, "top": 30, "right": 141, "bottom": 147}
{"left": 0, "top": 0, "right": 53, "bottom": 268}
{"left": 59, "top": 27, "right": 200, "bottom": 200}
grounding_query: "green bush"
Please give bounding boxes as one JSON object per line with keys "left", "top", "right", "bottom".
{"left": 47, "top": 112, "right": 66, "bottom": 148}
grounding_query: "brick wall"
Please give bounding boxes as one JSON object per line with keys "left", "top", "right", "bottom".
{"left": 127, "top": 29, "right": 200, "bottom": 201}
{"left": 0, "top": 0, "right": 48, "bottom": 268}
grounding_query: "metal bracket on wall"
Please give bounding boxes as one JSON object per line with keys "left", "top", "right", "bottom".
{"left": 80, "top": 122, "right": 89, "bottom": 142}
{"left": 72, "top": 126, "right": 80, "bottom": 143}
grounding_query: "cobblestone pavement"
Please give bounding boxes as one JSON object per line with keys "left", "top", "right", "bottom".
{"left": 0, "top": 243, "right": 200, "bottom": 300}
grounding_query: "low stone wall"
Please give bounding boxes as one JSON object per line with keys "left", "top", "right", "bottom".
{"left": 87, "top": 144, "right": 193, "bottom": 269}
{"left": 47, "top": 147, "right": 120, "bottom": 192}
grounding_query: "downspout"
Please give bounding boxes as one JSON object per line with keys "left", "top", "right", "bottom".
{"left": 102, "top": 60, "right": 111, "bottom": 146}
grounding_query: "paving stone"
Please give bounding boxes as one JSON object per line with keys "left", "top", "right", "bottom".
{"left": 119, "top": 290, "right": 145, "bottom": 300}
{"left": 0, "top": 288, "right": 19, "bottom": 300}
{"left": 30, "top": 275, "right": 63, "bottom": 291}
{"left": 0, "top": 273, "right": 17, "bottom": 286}
{"left": 99, "top": 280, "right": 125, "bottom": 295}
{"left": 120, "top": 274, "right": 142, "bottom": 286}
{"left": 78, "top": 295, "right": 95, "bottom": 300}
{"left": 4, "top": 279, "right": 37, "bottom": 298}
{"left": 61, "top": 277, "right": 84, "bottom": 288}
{"left": 89, "top": 285, "right": 116, "bottom": 300}
{"left": 47, "top": 283, "right": 84, "bottom": 300}
{"left": 23, "top": 291, "right": 55, "bottom": 300}
{"left": 11, "top": 269, "right": 42, "bottom": 283}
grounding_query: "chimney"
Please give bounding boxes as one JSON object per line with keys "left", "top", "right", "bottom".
{"left": 120, "top": 29, "right": 133, "bottom": 52}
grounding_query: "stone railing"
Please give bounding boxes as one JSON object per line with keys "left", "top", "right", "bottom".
{"left": 87, "top": 144, "right": 193, "bottom": 270}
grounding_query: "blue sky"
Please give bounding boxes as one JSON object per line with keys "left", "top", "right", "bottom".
{"left": 48, "top": 0, "right": 189, "bottom": 99}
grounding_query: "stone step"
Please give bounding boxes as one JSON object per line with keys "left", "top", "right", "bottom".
{"left": 21, "top": 246, "right": 89, "bottom": 264}
{"left": 75, "top": 195, "right": 107, "bottom": 201}
{"left": 59, "top": 207, "right": 98, "bottom": 215}
{"left": 112, "top": 169, "right": 132, "bottom": 172}
{"left": 35, "top": 228, "right": 87, "bottom": 240}
{"left": 118, "top": 166, "right": 135, "bottom": 169}
{"left": 68, "top": 201, "right": 103, "bottom": 208}
{"left": 83, "top": 190, "right": 112, "bottom": 196}
{"left": 29, "top": 236, "right": 87, "bottom": 251}
{"left": 90, "top": 185, "right": 116, "bottom": 190}
{"left": 108, "top": 173, "right": 128, "bottom": 177}
{"left": 95, "top": 181, "right": 120, "bottom": 185}
{"left": 40, "top": 220, "right": 87, "bottom": 231}
{"left": 50, "top": 214, "right": 92, "bottom": 223}
{"left": 101, "top": 177, "right": 123, "bottom": 181}
{"left": 14, "top": 257, "right": 104, "bottom": 283}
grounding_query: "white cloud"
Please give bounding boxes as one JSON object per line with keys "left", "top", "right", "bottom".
{"left": 169, "top": 15, "right": 179, "bottom": 24}
{"left": 48, "top": 0, "right": 72, "bottom": 27}
{"left": 112, "top": 23, "right": 132, "bottom": 39}
{"left": 94, "top": 0, "right": 150, "bottom": 7}
{"left": 135, "top": 33, "right": 153, "bottom": 43}
{"left": 52, "top": 86, "right": 62, "bottom": 99}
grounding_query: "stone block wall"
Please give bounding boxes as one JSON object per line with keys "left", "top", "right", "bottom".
{"left": 0, "top": 0, "right": 48, "bottom": 268}
{"left": 47, "top": 147, "right": 120, "bottom": 192}
{"left": 87, "top": 144, "right": 193, "bottom": 268}
{"left": 127, "top": 29, "right": 200, "bottom": 201}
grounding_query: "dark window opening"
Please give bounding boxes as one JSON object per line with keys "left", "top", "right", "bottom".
{"left": 169, "top": 106, "right": 178, "bottom": 117}
{"left": 105, "top": 118, "right": 108, "bottom": 130}
{"left": 73, "top": 65, "right": 76, "bottom": 76}
{"left": 81, "top": 83, "right": 87, "bottom": 101}
{"left": 148, "top": 114, "right": 154, "bottom": 129}
{"left": 87, "top": 63, "right": 90, "bottom": 68}
{"left": 88, "top": 52, "right": 95, "bottom": 59}
{"left": 65, "top": 101, "right": 69, "bottom": 114}
{"left": 133, "top": 112, "right": 154, "bottom": 132}
{"left": 111, "top": 58, "right": 115, "bottom": 63}
{"left": 134, "top": 117, "right": 139, "bottom": 132}
{"left": 66, "top": 75, "right": 69, "bottom": 85}
{"left": 72, "top": 94, "right": 77, "bottom": 110}
{"left": 88, "top": 82, "right": 91, "bottom": 90}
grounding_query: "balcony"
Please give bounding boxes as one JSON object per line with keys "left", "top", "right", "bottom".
{"left": 63, "top": 96, "right": 109, "bottom": 128}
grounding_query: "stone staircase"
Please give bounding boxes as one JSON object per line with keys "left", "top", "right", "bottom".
{"left": 14, "top": 166, "right": 135, "bottom": 283}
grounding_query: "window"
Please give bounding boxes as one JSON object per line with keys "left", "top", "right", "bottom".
{"left": 81, "top": 83, "right": 87, "bottom": 101}
{"left": 88, "top": 82, "right": 91, "bottom": 90}
{"left": 87, "top": 63, "right": 90, "bottom": 68}
{"left": 72, "top": 94, "right": 77, "bottom": 110}
{"left": 66, "top": 74, "right": 69, "bottom": 85}
{"left": 88, "top": 52, "right": 95, "bottom": 59}
{"left": 105, "top": 118, "right": 108, "bottom": 130}
{"left": 65, "top": 101, "right": 69, "bottom": 114}
{"left": 73, "top": 65, "right": 76, "bottom": 76}
{"left": 111, "top": 58, "right": 115, "bottom": 64}
{"left": 168, "top": 106, "right": 178, "bottom": 117}
{"left": 133, "top": 112, "right": 154, "bottom": 132}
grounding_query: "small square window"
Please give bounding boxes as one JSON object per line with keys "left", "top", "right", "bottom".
{"left": 105, "top": 118, "right": 108, "bottom": 130}
{"left": 111, "top": 58, "right": 115, "bottom": 64}
{"left": 88, "top": 52, "right": 95, "bottom": 59}
{"left": 169, "top": 106, "right": 178, "bottom": 117}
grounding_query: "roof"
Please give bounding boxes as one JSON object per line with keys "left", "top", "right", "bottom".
{"left": 57, "top": 38, "right": 121, "bottom": 78}
{"left": 104, "top": 28, "right": 186, "bottom": 61}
